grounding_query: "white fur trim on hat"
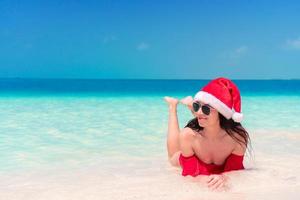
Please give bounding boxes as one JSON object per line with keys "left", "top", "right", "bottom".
{"left": 194, "top": 91, "right": 233, "bottom": 120}
{"left": 232, "top": 112, "right": 243, "bottom": 123}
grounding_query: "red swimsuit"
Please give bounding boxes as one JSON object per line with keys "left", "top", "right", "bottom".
{"left": 179, "top": 153, "right": 244, "bottom": 176}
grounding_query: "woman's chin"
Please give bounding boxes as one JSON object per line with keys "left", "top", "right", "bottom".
{"left": 197, "top": 119, "right": 207, "bottom": 126}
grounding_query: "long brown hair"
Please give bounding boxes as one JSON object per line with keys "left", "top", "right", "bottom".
{"left": 185, "top": 113, "right": 250, "bottom": 149}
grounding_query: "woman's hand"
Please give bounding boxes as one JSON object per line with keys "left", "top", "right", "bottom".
{"left": 206, "top": 174, "right": 229, "bottom": 191}
{"left": 180, "top": 96, "right": 195, "bottom": 116}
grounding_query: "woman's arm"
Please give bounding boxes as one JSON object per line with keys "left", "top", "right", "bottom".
{"left": 179, "top": 127, "right": 196, "bottom": 157}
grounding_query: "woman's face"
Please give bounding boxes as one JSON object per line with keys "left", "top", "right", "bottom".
{"left": 193, "top": 101, "right": 219, "bottom": 127}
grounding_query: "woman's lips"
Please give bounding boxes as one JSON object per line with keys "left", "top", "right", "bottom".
{"left": 198, "top": 116, "right": 207, "bottom": 120}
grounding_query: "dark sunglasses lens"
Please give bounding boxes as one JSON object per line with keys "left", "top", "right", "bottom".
{"left": 192, "top": 102, "right": 200, "bottom": 112}
{"left": 202, "top": 105, "right": 211, "bottom": 115}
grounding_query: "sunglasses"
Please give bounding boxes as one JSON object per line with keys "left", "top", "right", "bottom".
{"left": 192, "top": 102, "right": 215, "bottom": 115}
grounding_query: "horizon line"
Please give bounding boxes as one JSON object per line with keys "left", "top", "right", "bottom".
{"left": 0, "top": 77, "right": 299, "bottom": 81}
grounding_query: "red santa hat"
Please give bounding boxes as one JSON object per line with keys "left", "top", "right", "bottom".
{"left": 194, "top": 77, "right": 244, "bottom": 122}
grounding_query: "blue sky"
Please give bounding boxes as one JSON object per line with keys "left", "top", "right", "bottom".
{"left": 1, "top": 0, "right": 300, "bottom": 79}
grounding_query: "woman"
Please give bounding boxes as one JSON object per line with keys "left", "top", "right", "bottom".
{"left": 164, "top": 77, "right": 250, "bottom": 190}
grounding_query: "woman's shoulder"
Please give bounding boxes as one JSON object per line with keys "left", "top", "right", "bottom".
{"left": 222, "top": 127, "right": 247, "bottom": 155}
{"left": 180, "top": 127, "right": 197, "bottom": 139}
{"left": 231, "top": 132, "right": 247, "bottom": 155}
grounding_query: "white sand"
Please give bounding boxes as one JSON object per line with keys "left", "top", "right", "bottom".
{"left": 1, "top": 129, "right": 300, "bottom": 200}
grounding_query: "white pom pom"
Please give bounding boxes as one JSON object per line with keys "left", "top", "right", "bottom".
{"left": 232, "top": 112, "right": 243, "bottom": 122}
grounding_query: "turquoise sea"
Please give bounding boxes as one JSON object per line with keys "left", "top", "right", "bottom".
{"left": 1, "top": 79, "right": 300, "bottom": 199}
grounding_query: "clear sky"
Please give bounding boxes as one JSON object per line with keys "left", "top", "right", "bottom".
{"left": 1, "top": 0, "right": 300, "bottom": 79}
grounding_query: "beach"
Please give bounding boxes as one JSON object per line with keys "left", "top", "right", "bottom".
{"left": 0, "top": 79, "right": 300, "bottom": 199}
{"left": 3, "top": 0, "right": 300, "bottom": 198}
